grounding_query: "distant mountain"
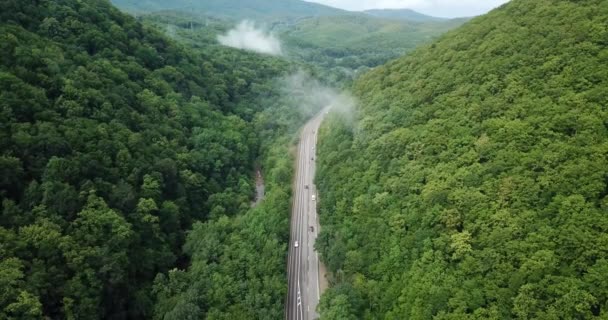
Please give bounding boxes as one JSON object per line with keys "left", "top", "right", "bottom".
{"left": 364, "top": 8, "right": 447, "bottom": 22}
{"left": 111, "top": 0, "right": 347, "bottom": 21}
{"left": 282, "top": 13, "right": 462, "bottom": 51}
{"left": 279, "top": 13, "right": 466, "bottom": 72}
{"left": 111, "top": 0, "right": 465, "bottom": 78}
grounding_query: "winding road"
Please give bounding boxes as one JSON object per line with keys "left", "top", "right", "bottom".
{"left": 286, "top": 111, "right": 327, "bottom": 320}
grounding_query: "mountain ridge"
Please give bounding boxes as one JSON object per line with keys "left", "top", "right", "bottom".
{"left": 364, "top": 8, "right": 448, "bottom": 22}
{"left": 111, "top": 0, "right": 347, "bottom": 21}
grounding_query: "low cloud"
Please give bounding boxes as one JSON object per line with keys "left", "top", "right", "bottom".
{"left": 279, "top": 71, "right": 356, "bottom": 122}
{"left": 218, "top": 20, "right": 282, "bottom": 56}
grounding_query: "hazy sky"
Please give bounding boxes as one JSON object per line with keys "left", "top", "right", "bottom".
{"left": 304, "top": 0, "right": 510, "bottom": 18}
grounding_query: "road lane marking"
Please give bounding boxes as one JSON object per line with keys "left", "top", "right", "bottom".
{"left": 287, "top": 113, "right": 328, "bottom": 319}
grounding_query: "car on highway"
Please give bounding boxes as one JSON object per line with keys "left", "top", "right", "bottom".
{"left": 294, "top": 241, "right": 299, "bottom": 248}
{"left": 311, "top": 195, "right": 316, "bottom": 201}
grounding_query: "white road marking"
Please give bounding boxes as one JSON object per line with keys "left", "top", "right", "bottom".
{"left": 286, "top": 111, "right": 330, "bottom": 320}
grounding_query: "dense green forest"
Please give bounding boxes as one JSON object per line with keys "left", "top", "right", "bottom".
{"left": 111, "top": 0, "right": 345, "bottom": 22}
{"left": 9, "top": 0, "right": 607, "bottom": 319}
{"left": 141, "top": 13, "right": 332, "bottom": 319}
{"left": 280, "top": 14, "right": 466, "bottom": 78}
{"left": 316, "top": 0, "right": 608, "bottom": 319}
{"left": 0, "top": 0, "right": 320, "bottom": 318}
{"left": 363, "top": 9, "right": 448, "bottom": 22}
{"left": 110, "top": 0, "right": 465, "bottom": 86}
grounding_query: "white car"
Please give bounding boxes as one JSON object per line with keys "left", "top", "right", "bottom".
{"left": 294, "top": 241, "right": 299, "bottom": 248}
{"left": 311, "top": 195, "right": 316, "bottom": 201}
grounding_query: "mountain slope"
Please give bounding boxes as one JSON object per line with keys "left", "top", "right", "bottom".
{"left": 0, "top": 0, "right": 305, "bottom": 318}
{"left": 110, "top": 1, "right": 466, "bottom": 84}
{"left": 316, "top": 0, "right": 608, "bottom": 318}
{"left": 111, "top": 0, "right": 346, "bottom": 21}
{"left": 280, "top": 14, "right": 466, "bottom": 77}
{"left": 364, "top": 8, "right": 447, "bottom": 22}
{"left": 282, "top": 14, "right": 452, "bottom": 49}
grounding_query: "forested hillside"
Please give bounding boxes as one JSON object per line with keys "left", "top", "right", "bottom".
{"left": 0, "top": 0, "right": 310, "bottom": 319}
{"left": 110, "top": 1, "right": 466, "bottom": 86}
{"left": 280, "top": 14, "right": 466, "bottom": 77}
{"left": 364, "top": 9, "right": 446, "bottom": 22}
{"left": 316, "top": 0, "right": 608, "bottom": 318}
{"left": 140, "top": 13, "right": 328, "bottom": 320}
{"left": 111, "top": 0, "right": 345, "bottom": 21}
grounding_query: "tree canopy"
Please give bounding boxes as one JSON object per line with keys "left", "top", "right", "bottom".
{"left": 0, "top": 0, "right": 309, "bottom": 318}
{"left": 316, "top": 0, "right": 608, "bottom": 318}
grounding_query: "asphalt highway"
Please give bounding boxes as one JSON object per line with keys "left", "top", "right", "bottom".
{"left": 286, "top": 111, "right": 326, "bottom": 320}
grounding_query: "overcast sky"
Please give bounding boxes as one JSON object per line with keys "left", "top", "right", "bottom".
{"left": 304, "top": 0, "right": 510, "bottom": 18}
